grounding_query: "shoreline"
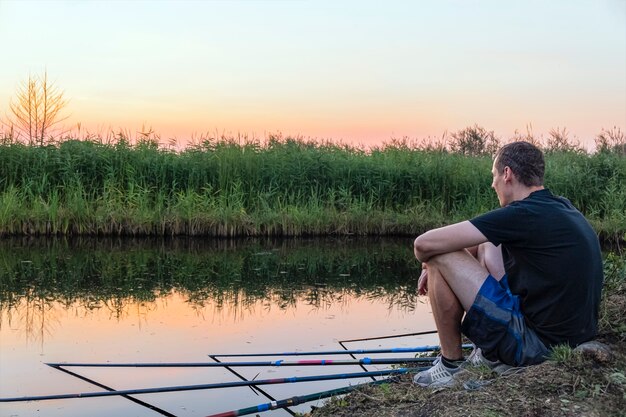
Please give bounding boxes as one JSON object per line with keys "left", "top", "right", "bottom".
{"left": 308, "top": 255, "right": 626, "bottom": 417}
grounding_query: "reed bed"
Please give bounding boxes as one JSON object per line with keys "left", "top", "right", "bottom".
{"left": 0, "top": 136, "right": 624, "bottom": 240}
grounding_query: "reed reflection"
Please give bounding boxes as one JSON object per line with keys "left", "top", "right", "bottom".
{"left": 0, "top": 237, "right": 421, "bottom": 341}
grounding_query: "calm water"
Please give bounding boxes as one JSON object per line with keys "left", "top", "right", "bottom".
{"left": 0, "top": 237, "right": 436, "bottom": 417}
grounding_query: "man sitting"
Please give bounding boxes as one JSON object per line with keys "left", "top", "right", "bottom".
{"left": 413, "top": 141, "right": 603, "bottom": 387}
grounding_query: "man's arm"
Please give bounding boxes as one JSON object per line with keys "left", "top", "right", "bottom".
{"left": 413, "top": 220, "right": 488, "bottom": 262}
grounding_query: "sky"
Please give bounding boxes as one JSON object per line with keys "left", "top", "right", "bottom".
{"left": 0, "top": 0, "right": 625, "bottom": 149}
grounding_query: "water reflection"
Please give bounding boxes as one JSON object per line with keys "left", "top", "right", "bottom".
{"left": 1, "top": 237, "right": 432, "bottom": 417}
{"left": 0, "top": 237, "right": 421, "bottom": 342}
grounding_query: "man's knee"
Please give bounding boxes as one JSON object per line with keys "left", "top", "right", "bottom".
{"left": 477, "top": 243, "right": 504, "bottom": 280}
{"left": 425, "top": 250, "right": 490, "bottom": 311}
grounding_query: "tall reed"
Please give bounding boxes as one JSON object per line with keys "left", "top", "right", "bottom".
{"left": 0, "top": 136, "right": 624, "bottom": 240}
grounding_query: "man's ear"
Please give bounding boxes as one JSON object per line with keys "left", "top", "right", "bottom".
{"left": 503, "top": 166, "right": 514, "bottom": 183}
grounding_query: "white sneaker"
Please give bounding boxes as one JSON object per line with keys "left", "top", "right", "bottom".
{"left": 465, "top": 347, "right": 512, "bottom": 374}
{"left": 413, "top": 357, "right": 463, "bottom": 387}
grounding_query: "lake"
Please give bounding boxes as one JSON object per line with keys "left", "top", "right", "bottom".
{"left": 0, "top": 237, "right": 437, "bottom": 417}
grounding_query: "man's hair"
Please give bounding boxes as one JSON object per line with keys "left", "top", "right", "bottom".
{"left": 495, "top": 141, "right": 545, "bottom": 187}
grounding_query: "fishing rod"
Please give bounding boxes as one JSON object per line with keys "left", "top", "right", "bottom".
{"left": 0, "top": 367, "right": 424, "bottom": 403}
{"left": 48, "top": 364, "right": 176, "bottom": 417}
{"left": 336, "top": 330, "right": 439, "bottom": 378}
{"left": 210, "top": 344, "right": 473, "bottom": 358}
{"left": 46, "top": 356, "right": 436, "bottom": 368}
{"left": 205, "top": 378, "right": 390, "bottom": 417}
{"left": 208, "top": 355, "right": 295, "bottom": 417}
{"left": 339, "top": 329, "right": 439, "bottom": 344}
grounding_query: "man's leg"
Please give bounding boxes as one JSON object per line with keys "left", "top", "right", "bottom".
{"left": 426, "top": 249, "right": 491, "bottom": 360}
{"left": 413, "top": 249, "right": 492, "bottom": 386}
{"left": 427, "top": 265, "right": 464, "bottom": 360}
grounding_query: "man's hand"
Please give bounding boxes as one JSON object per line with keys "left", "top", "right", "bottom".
{"left": 417, "top": 264, "right": 428, "bottom": 295}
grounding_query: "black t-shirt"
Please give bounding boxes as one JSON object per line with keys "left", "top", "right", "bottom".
{"left": 470, "top": 189, "right": 603, "bottom": 347}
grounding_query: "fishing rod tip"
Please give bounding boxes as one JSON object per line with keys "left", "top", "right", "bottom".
{"left": 44, "top": 363, "right": 64, "bottom": 369}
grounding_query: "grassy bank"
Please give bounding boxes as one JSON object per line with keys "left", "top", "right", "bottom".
{"left": 309, "top": 253, "right": 626, "bottom": 417}
{"left": 0, "top": 136, "right": 624, "bottom": 240}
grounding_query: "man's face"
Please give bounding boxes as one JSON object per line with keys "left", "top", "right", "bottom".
{"left": 491, "top": 159, "right": 508, "bottom": 207}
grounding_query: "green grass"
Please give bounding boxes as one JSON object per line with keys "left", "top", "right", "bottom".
{"left": 549, "top": 344, "right": 578, "bottom": 364}
{"left": 599, "top": 252, "right": 626, "bottom": 336}
{"left": 0, "top": 135, "right": 624, "bottom": 238}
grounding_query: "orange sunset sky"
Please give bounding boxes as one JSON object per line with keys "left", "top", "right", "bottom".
{"left": 0, "top": 0, "right": 625, "bottom": 149}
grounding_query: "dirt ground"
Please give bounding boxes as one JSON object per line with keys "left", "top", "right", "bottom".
{"left": 308, "top": 336, "right": 625, "bottom": 417}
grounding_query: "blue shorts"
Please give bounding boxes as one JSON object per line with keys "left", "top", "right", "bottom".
{"left": 461, "top": 275, "right": 549, "bottom": 366}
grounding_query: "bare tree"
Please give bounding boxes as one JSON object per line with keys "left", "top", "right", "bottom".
{"left": 8, "top": 71, "right": 68, "bottom": 145}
